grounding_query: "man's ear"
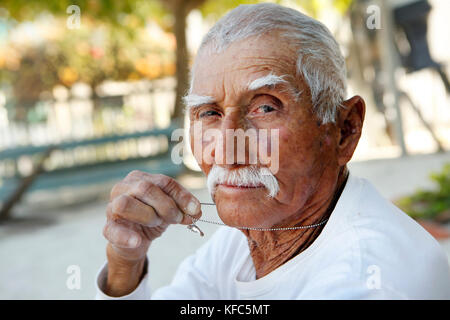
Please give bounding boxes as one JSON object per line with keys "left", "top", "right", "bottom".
{"left": 336, "top": 95, "right": 365, "bottom": 166}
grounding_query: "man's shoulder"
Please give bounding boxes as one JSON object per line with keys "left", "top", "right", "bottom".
{"left": 351, "top": 175, "right": 443, "bottom": 254}
{"left": 302, "top": 175, "right": 450, "bottom": 299}
{"left": 342, "top": 175, "right": 450, "bottom": 298}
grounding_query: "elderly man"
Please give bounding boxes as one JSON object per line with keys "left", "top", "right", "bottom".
{"left": 95, "top": 3, "right": 450, "bottom": 299}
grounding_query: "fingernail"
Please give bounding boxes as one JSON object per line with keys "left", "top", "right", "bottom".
{"left": 186, "top": 200, "right": 199, "bottom": 216}
{"left": 127, "top": 236, "right": 139, "bottom": 248}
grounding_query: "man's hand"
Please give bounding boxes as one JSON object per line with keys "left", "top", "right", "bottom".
{"left": 102, "top": 170, "right": 202, "bottom": 296}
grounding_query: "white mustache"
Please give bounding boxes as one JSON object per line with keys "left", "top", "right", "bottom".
{"left": 207, "top": 165, "right": 279, "bottom": 198}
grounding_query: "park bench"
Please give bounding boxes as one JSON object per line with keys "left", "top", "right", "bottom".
{"left": 0, "top": 125, "right": 184, "bottom": 221}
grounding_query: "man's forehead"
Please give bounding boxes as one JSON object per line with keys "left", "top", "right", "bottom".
{"left": 189, "top": 63, "right": 296, "bottom": 106}
{"left": 191, "top": 33, "right": 297, "bottom": 92}
{"left": 191, "top": 67, "right": 285, "bottom": 95}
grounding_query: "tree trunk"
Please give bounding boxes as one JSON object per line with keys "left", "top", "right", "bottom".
{"left": 172, "top": 2, "right": 189, "bottom": 124}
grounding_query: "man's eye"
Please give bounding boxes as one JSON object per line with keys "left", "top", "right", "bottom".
{"left": 199, "top": 110, "right": 221, "bottom": 118}
{"left": 257, "top": 104, "right": 276, "bottom": 113}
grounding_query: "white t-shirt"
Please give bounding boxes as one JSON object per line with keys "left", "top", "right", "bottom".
{"left": 95, "top": 173, "right": 450, "bottom": 299}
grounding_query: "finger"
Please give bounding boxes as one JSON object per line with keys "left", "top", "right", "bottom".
{"left": 120, "top": 171, "right": 202, "bottom": 223}
{"left": 151, "top": 174, "right": 202, "bottom": 221}
{"left": 111, "top": 170, "right": 150, "bottom": 200}
{"left": 180, "top": 210, "right": 202, "bottom": 225}
{"left": 109, "top": 196, "right": 163, "bottom": 227}
{"left": 103, "top": 219, "right": 142, "bottom": 249}
{"left": 110, "top": 181, "right": 129, "bottom": 201}
{"left": 110, "top": 177, "right": 185, "bottom": 225}
{"left": 129, "top": 180, "right": 184, "bottom": 224}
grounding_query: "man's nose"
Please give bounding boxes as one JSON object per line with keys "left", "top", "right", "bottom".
{"left": 213, "top": 107, "right": 253, "bottom": 168}
{"left": 221, "top": 107, "right": 242, "bottom": 132}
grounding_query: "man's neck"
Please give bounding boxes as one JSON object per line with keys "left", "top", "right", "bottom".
{"left": 244, "top": 167, "right": 349, "bottom": 279}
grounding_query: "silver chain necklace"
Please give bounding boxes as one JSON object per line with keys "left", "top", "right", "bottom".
{"left": 186, "top": 202, "right": 329, "bottom": 237}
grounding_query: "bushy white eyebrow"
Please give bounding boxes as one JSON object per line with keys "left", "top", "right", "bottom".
{"left": 183, "top": 94, "right": 216, "bottom": 110}
{"left": 248, "top": 74, "right": 302, "bottom": 101}
{"left": 247, "top": 74, "right": 288, "bottom": 91}
{"left": 184, "top": 74, "right": 300, "bottom": 112}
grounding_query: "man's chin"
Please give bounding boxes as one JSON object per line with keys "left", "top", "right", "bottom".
{"left": 212, "top": 186, "right": 275, "bottom": 228}
{"left": 216, "top": 208, "right": 275, "bottom": 230}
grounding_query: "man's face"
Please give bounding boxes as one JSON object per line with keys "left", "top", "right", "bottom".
{"left": 188, "top": 32, "right": 342, "bottom": 229}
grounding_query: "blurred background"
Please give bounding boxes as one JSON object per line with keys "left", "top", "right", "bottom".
{"left": 0, "top": 0, "right": 449, "bottom": 299}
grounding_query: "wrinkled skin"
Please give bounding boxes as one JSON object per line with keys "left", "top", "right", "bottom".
{"left": 102, "top": 30, "right": 365, "bottom": 297}
{"left": 189, "top": 31, "right": 365, "bottom": 278}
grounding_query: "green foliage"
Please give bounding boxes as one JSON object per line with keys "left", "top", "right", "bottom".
{"left": 0, "top": 17, "right": 175, "bottom": 122}
{"left": 4, "top": 0, "right": 143, "bottom": 26}
{"left": 200, "top": 0, "right": 269, "bottom": 18}
{"left": 0, "top": 0, "right": 354, "bottom": 121}
{"left": 396, "top": 163, "right": 450, "bottom": 220}
{"left": 301, "top": 0, "right": 353, "bottom": 16}
{"left": 332, "top": 0, "right": 354, "bottom": 15}
{"left": 200, "top": 0, "right": 353, "bottom": 19}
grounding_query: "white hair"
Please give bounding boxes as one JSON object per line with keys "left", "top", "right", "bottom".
{"left": 184, "top": 73, "right": 296, "bottom": 110}
{"left": 207, "top": 165, "right": 279, "bottom": 198}
{"left": 183, "top": 94, "right": 215, "bottom": 110}
{"left": 191, "top": 3, "right": 347, "bottom": 124}
{"left": 247, "top": 74, "right": 288, "bottom": 91}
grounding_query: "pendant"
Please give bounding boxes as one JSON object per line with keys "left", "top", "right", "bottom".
{"left": 187, "top": 224, "right": 204, "bottom": 237}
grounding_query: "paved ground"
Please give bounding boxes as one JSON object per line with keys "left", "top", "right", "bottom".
{"left": 0, "top": 152, "right": 449, "bottom": 299}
